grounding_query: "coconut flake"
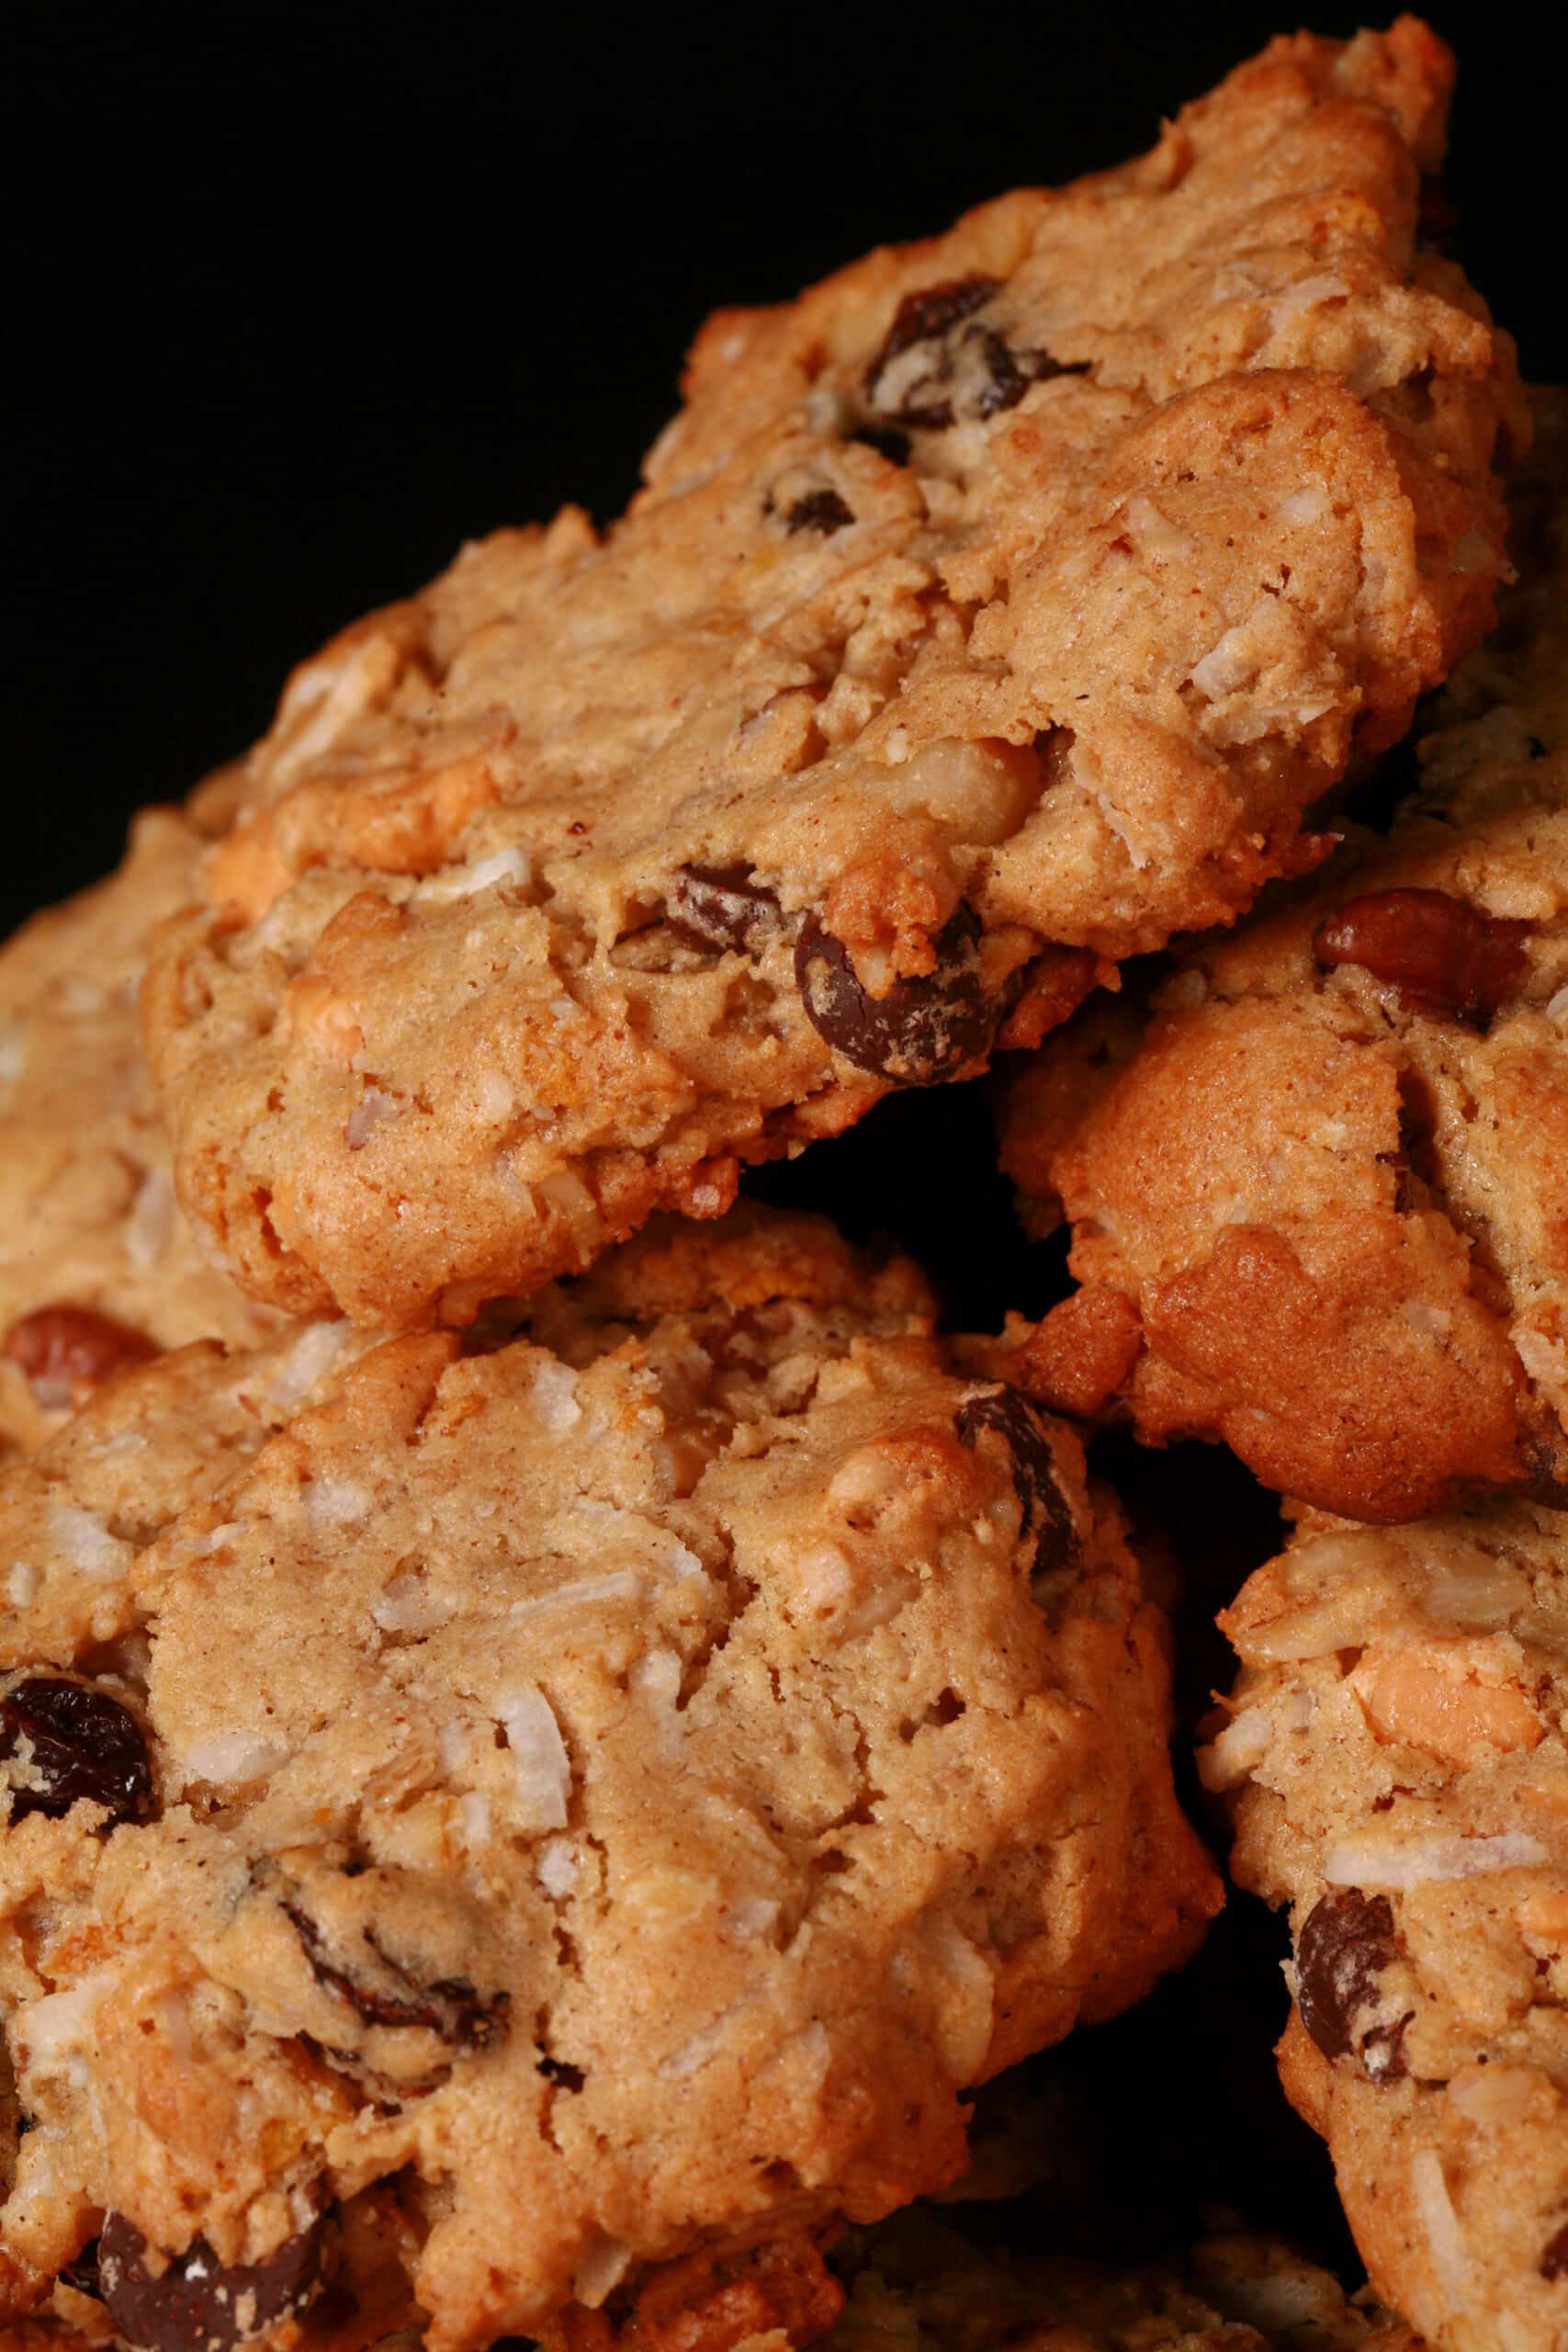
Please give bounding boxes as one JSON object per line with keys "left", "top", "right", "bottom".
{"left": 726, "top": 1896, "right": 780, "bottom": 1941}
{"left": 1325, "top": 1831, "right": 1549, "bottom": 1890}
{"left": 528, "top": 1358, "right": 582, "bottom": 1435}
{"left": 7, "top": 1561, "right": 39, "bottom": 1607}
{"left": 501, "top": 1686, "right": 570, "bottom": 1829}
{"left": 305, "top": 1476, "right": 369, "bottom": 1528}
{"left": 536, "top": 1837, "right": 581, "bottom": 1897}
{"left": 1410, "top": 2149, "right": 1469, "bottom": 2290}
{"left": 370, "top": 1570, "right": 448, "bottom": 1634}
{"left": 1190, "top": 619, "right": 1259, "bottom": 701}
{"left": 1280, "top": 485, "right": 1328, "bottom": 526}
{"left": 474, "top": 1069, "right": 515, "bottom": 1125}
{"left": 21, "top": 1979, "right": 105, "bottom": 2065}
{"left": 263, "top": 1321, "right": 356, "bottom": 1411}
{"left": 1198, "top": 1702, "right": 1277, "bottom": 1791}
{"left": 573, "top": 2235, "right": 632, "bottom": 2310}
{"left": 344, "top": 1088, "right": 399, "bottom": 1150}
{"left": 123, "top": 1165, "right": 176, "bottom": 1271}
{"left": 182, "top": 1729, "right": 290, "bottom": 1785}
{"left": 1268, "top": 274, "right": 1348, "bottom": 327}
{"left": 509, "top": 1571, "right": 645, "bottom": 1622}
{"left": 460, "top": 1792, "right": 491, "bottom": 1846}
{"left": 46, "top": 1505, "right": 133, "bottom": 1583}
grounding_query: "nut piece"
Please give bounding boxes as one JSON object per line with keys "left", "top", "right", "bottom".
{"left": 3, "top": 1304, "right": 158, "bottom": 1411}
{"left": 1313, "top": 888, "right": 1530, "bottom": 1027}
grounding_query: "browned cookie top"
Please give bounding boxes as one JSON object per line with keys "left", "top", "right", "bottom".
{"left": 1001, "top": 392, "right": 1568, "bottom": 1523}
{"left": 142, "top": 18, "right": 1521, "bottom": 1329}
{"left": 0, "top": 1205, "right": 1217, "bottom": 2352}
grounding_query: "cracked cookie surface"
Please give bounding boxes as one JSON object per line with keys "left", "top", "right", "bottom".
{"left": 0, "top": 795, "right": 283, "bottom": 1461}
{"left": 0, "top": 1206, "right": 1217, "bottom": 2352}
{"left": 1000, "top": 392, "right": 1568, "bottom": 1523}
{"left": 142, "top": 18, "right": 1522, "bottom": 1330}
{"left": 1201, "top": 1498, "right": 1568, "bottom": 2352}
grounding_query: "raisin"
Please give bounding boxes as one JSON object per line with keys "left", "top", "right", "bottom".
{"left": 667, "top": 865, "right": 784, "bottom": 957}
{"left": 0, "top": 1675, "right": 155, "bottom": 1830}
{"left": 873, "top": 277, "right": 999, "bottom": 375}
{"left": 286, "top": 1903, "right": 508, "bottom": 2049}
{"left": 3, "top": 1305, "right": 157, "bottom": 1410}
{"left": 1540, "top": 2222, "right": 1568, "bottom": 2281}
{"left": 1295, "top": 1888, "right": 1409, "bottom": 2077}
{"left": 784, "top": 489, "right": 854, "bottom": 536}
{"left": 794, "top": 905, "right": 998, "bottom": 1084}
{"left": 1313, "top": 888, "right": 1530, "bottom": 1028}
{"left": 97, "top": 2211, "right": 323, "bottom": 2351}
{"left": 866, "top": 276, "right": 1084, "bottom": 430}
{"left": 956, "top": 1386, "right": 1078, "bottom": 1576}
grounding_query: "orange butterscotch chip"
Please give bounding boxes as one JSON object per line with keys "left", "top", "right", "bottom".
{"left": 1349, "top": 1648, "right": 1544, "bottom": 1759}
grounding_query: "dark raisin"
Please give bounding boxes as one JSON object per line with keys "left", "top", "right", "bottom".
{"left": 286, "top": 1904, "right": 508, "bottom": 2049}
{"left": 0, "top": 1676, "right": 155, "bottom": 1830}
{"left": 1314, "top": 888, "right": 1530, "bottom": 1028}
{"left": 955, "top": 1386, "right": 1078, "bottom": 1576}
{"left": 97, "top": 2211, "right": 323, "bottom": 2352}
{"left": 537, "top": 2054, "right": 585, "bottom": 2090}
{"left": 1541, "top": 2222, "right": 1568, "bottom": 2281}
{"left": 971, "top": 327, "right": 1029, "bottom": 419}
{"left": 4, "top": 1304, "right": 158, "bottom": 1410}
{"left": 794, "top": 905, "right": 998, "bottom": 1084}
{"left": 668, "top": 865, "right": 784, "bottom": 957}
{"left": 59, "top": 2239, "right": 103, "bottom": 2299}
{"left": 847, "top": 423, "right": 911, "bottom": 467}
{"left": 874, "top": 277, "right": 999, "bottom": 373}
{"left": 1295, "top": 1888, "right": 1409, "bottom": 2077}
{"left": 784, "top": 488, "right": 854, "bottom": 536}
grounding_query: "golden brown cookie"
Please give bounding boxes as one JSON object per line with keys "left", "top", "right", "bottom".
{"left": 0, "top": 1207, "right": 1217, "bottom": 2352}
{"left": 1000, "top": 392, "right": 1568, "bottom": 1523}
{"left": 1201, "top": 1498, "right": 1568, "bottom": 2352}
{"left": 142, "top": 20, "right": 1522, "bottom": 1331}
{"left": 0, "top": 797, "right": 283, "bottom": 1460}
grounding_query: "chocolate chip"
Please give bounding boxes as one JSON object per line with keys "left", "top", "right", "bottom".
{"left": 794, "top": 905, "right": 998, "bottom": 1084}
{"left": 847, "top": 423, "right": 911, "bottom": 467}
{"left": 97, "top": 2210, "right": 323, "bottom": 2351}
{"left": 1295, "top": 1888, "right": 1409, "bottom": 2078}
{"left": 3, "top": 1304, "right": 158, "bottom": 1410}
{"left": 0, "top": 1675, "right": 155, "bottom": 1830}
{"left": 1540, "top": 2222, "right": 1568, "bottom": 2281}
{"left": 668, "top": 865, "right": 784, "bottom": 957}
{"left": 59, "top": 2239, "right": 102, "bottom": 2299}
{"left": 784, "top": 488, "right": 854, "bottom": 536}
{"left": 1313, "top": 888, "right": 1530, "bottom": 1028}
{"left": 286, "top": 1903, "right": 508, "bottom": 2049}
{"left": 956, "top": 1386, "right": 1078, "bottom": 1576}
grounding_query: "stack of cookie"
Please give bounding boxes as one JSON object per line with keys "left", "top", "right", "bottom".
{"left": 0, "top": 17, "right": 1558, "bottom": 2352}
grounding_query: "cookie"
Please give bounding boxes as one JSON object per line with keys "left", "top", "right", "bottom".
{"left": 999, "top": 391, "right": 1568, "bottom": 1523}
{"left": 0, "top": 794, "right": 283, "bottom": 1460}
{"left": 0, "top": 1206, "right": 1218, "bottom": 2352}
{"left": 1200, "top": 1498, "right": 1568, "bottom": 2352}
{"left": 822, "top": 2209, "right": 1419, "bottom": 2352}
{"left": 141, "top": 20, "right": 1522, "bottom": 1330}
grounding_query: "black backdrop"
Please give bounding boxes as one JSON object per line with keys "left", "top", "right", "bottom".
{"left": 5, "top": 0, "right": 1560, "bottom": 936}
{"left": 1, "top": 0, "right": 1553, "bottom": 2277}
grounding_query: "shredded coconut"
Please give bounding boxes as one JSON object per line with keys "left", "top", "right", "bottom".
{"left": 305, "top": 1476, "right": 369, "bottom": 1528}
{"left": 371, "top": 1570, "right": 448, "bottom": 1634}
{"left": 344, "top": 1088, "right": 400, "bottom": 1149}
{"left": 1410, "top": 2148, "right": 1469, "bottom": 2291}
{"left": 572, "top": 2235, "right": 633, "bottom": 2309}
{"left": 500, "top": 1685, "right": 571, "bottom": 1829}
{"left": 536, "top": 1837, "right": 581, "bottom": 1897}
{"left": 460, "top": 1792, "right": 491, "bottom": 1846}
{"left": 416, "top": 845, "right": 531, "bottom": 902}
{"left": 263, "top": 1321, "right": 356, "bottom": 1410}
{"left": 509, "top": 1571, "right": 645, "bottom": 1621}
{"left": 46, "top": 1504, "right": 133, "bottom": 1582}
{"left": 6, "top": 1561, "right": 39, "bottom": 1607}
{"left": 182, "top": 1729, "right": 291, "bottom": 1785}
{"left": 123, "top": 1164, "right": 176, "bottom": 1270}
{"left": 528, "top": 1358, "right": 582, "bottom": 1435}
{"left": 1325, "top": 1830, "right": 1549, "bottom": 1889}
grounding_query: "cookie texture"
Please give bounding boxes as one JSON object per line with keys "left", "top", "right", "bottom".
{"left": 0, "top": 794, "right": 282, "bottom": 1460}
{"left": 1201, "top": 1500, "right": 1568, "bottom": 2352}
{"left": 0, "top": 1207, "right": 1217, "bottom": 2352}
{"left": 1000, "top": 393, "right": 1568, "bottom": 1522}
{"left": 822, "top": 2210, "right": 1419, "bottom": 2352}
{"left": 143, "top": 19, "right": 1522, "bottom": 1329}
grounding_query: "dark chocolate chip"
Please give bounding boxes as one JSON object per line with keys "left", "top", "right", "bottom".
{"left": 1540, "top": 2221, "right": 1568, "bottom": 2281}
{"left": 847, "top": 423, "right": 912, "bottom": 467}
{"left": 955, "top": 1386, "right": 1078, "bottom": 1576}
{"left": 794, "top": 905, "right": 997, "bottom": 1084}
{"left": 97, "top": 2209, "right": 322, "bottom": 2352}
{"left": 0, "top": 1676, "right": 155, "bottom": 1830}
{"left": 4, "top": 1304, "right": 158, "bottom": 1410}
{"left": 1313, "top": 888, "right": 1530, "bottom": 1028}
{"left": 668, "top": 865, "right": 784, "bottom": 957}
{"left": 784, "top": 488, "right": 854, "bottom": 536}
{"left": 1295, "top": 1888, "right": 1407, "bottom": 2076}
{"left": 286, "top": 1903, "right": 508, "bottom": 2049}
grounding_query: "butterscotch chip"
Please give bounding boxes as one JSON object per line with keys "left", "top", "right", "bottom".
{"left": 0, "top": 802, "right": 284, "bottom": 1462}
{"left": 1000, "top": 391, "right": 1568, "bottom": 1523}
{"left": 141, "top": 20, "right": 1522, "bottom": 1330}
{"left": 0, "top": 1206, "right": 1215, "bottom": 2352}
{"left": 1201, "top": 1495, "right": 1568, "bottom": 2352}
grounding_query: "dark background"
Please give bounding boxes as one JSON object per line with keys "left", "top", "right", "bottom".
{"left": 5, "top": 0, "right": 1561, "bottom": 939}
{"left": 5, "top": 0, "right": 1513, "bottom": 2285}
